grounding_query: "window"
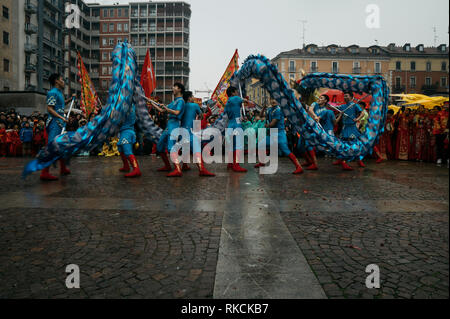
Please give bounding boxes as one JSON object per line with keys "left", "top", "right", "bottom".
{"left": 410, "top": 76, "right": 416, "bottom": 88}
{"left": 410, "top": 61, "right": 416, "bottom": 71}
{"left": 102, "top": 38, "right": 107, "bottom": 46}
{"left": 350, "top": 47, "right": 358, "bottom": 54}
{"left": 3, "top": 31, "right": 9, "bottom": 45}
{"left": 395, "top": 77, "right": 401, "bottom": 87}
{"left": 102, "top": 66, "right": 107, "bottom": 75}
{"left": 441, "top": 77, "right": 447, "bottom": 88}
{"left": 124, "top": 9, "right": 129, "bottom": 17}
{"left": 441, "top": 45, "right": 446, "bottom": 52}
{"left": 109, "top": 23, "right": 114, "bottom": 32}
{"left": 102, "top": 80, "right": 107, "bottom": 88}
{"left": 117, "top": 23, "right": 122, "bottom": 32}
{"left": 124, "top": 23, "right": 128, "bottom": 32}
{"left": 311, "top": 61, "right": 317, "bottom": 71}
{"left": 140, "top": 37, "right": 146, "bottom": 45}
{"left": 118, "top": 9, "right": 121, "bottom": 17}
{"left": 310, "top": 47, "right": 315, "bottom": 54}
{"left": 289, "top": 60, "right": 295, "bottom": 72}
{"left": 3, "top": 6, "right": 9, "bottom": 19}
{"left": 149, "top": 37, "right": 155, "bottom": 45}
{"left": 425, "top": 77, "right": 432, "bottom": 86}
{"left": 353, "top": 61, "right": 360, "bottom": 73}
{"left": 332, "top": 61, "right": 338, "bottom": 73}
{"left": 110, "top": 9, "right": 114, "bottom": 17}
{"left": 102, "top": 23, "right": 107, "bottom": 32}
{"left": 3, "top": 59, "right": 9, "bottom": 72}
{"left": 102, "top": 52, "right": 108, "bottom": 60}
{"left": 395, "top": 61, "right": 401, "bottom": 71}
{"left": 405, "top": 45, "right": 410, "bottom": 51}
{"left": 330, "top": 47, "right": 337, "bottom": 54}
{"left": 426, "top": 62, "right": 431, "bottom": 72}
{"left": 442, "top": 62, "right": 447, "bottom": 71}
{"left": 109, "top": 38, "right": 114, "bottom": 46}
{"left": 374, "top": 62, "right": 381, "bottom": 74}
{"left": 108, "top": 66, "right": 112, "bottom": 74}
{"left": 103, "top": 9, "right": 108, "bottom": 17}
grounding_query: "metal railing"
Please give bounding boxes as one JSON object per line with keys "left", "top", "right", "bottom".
{"left": 352, "top": 67, "right": 361, "bottom": 74}
{"left": 25, "top": 23, "right": 38, "bottom": 34}
{"left": 25, "top": 64, "right": 37, "bottom": 72}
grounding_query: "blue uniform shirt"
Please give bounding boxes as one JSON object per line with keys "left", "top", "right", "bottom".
{"left": 167, "top": 97, "right": 185, "bottom": 123}
{"left": 225, "top": 96, "right": 243, "bottom": 121}
{"left": 46, "top": 87, "right": 65, "bottom": 128}
{"left": 339, "top": 102, "right": 362, "bottom": 126}
{"left": 181, "top": 102, "right": 202, "bottom": 130}
{"left": 267, "top": 106, "right": 285, "bottom": 130}
{"left": 312, "top": 103, "right": 335, "bottom": 132}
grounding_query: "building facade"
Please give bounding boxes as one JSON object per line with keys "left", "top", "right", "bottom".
{"left": 272, "top": 43, "right": 449, "bottom": 96}
{"left": 0, "top": 0, "right": 191, "bottom": 113}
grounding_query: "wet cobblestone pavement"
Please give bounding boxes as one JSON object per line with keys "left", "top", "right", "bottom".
{"left": 0, "top": 156, "right": 448, "bottom": 298}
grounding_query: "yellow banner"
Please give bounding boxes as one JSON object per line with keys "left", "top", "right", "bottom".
{"left": 211, "top": 49, "right": 239, "bottom": 108}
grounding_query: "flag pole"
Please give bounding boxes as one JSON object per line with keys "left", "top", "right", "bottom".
{"left": 61, "top": 96, "right": 76, "bottom": 134}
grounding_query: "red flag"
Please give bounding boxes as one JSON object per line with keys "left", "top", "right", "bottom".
{"left": 141, "top": 49, "right": 156, "bottom": 98}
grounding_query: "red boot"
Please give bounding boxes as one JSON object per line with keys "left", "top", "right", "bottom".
{"left": 333, "top": 159, "right": 343, "bottom": 165}
{"left": 167, "top": 162, "right": 183, "bottom": 177}
{"left": 60, "top": 159, "right": 71, "bottom": 175}
{"left": 288, "top": 153, "right": 304, "bottom": 174}
{"left": 157, "top": 152, "right": 171, "bottom": 171}
{"left": 227, "top": 151, "right": 233, "bottom": 170}
{"left": 254, "top": 162, "right": 266, "bottom": 168}
{"left": 40, "top": 167, "right": 58, "bottom": 181}
{"left": 373, "top": 146, "right": 384, "bottom": 163}
{"left": 119, "top": 152, "right": 130, "bottom": 172}
{"left": 125, "top": 155, "right": 141, "bottom": 178}
{"left": 195, "top": 153, "right": 215, "bottom": 177}
{"left": 358, "top": 160, "right": 366, "bottom": 168}
{"left": 301, "top": 152, "right": 312, "bottom": 167}
{"left": 306, "top": 150, "right": 318, "bottom": 170}
{"left": 232, "top": 150, "right": 247, "bottom": 172}
{"left": 376, "top": 157, "right": 384, "bottom": 164}
{"left": 151, "top": 144, "right": 157, "bottom": 155}
{"left": 182, "top": 163, "right": 191, "bottom": 171}
{"left": 341, "top": 161, "right": 354, "bottom": 171}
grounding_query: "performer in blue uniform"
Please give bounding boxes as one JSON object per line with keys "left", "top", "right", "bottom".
{"left": 333, "top": 91, "right": 365, "bottom": 170}
{"left": 40, "top": 73, "right": 75, "bottom": 181}
{"left": 180, "top": 91, "right": 215, "bottom": 177}
{"left": 305, "top": 94, "right": 336, "bottom": 170}
{"left": 153, "top": 83, "right": 186, "bottom": 177}
{"left": 254, "top": 98, "right": 303, "bottom": 174}
{"left": 224, "top": 86, "right": 249, "bottom": 172}
{"left": 117, "top": 102, "right": 141, "bottom": 177}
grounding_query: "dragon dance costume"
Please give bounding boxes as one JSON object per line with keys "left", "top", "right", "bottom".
{"left": 254, "top": 105, "right": 303, "bottom": 174}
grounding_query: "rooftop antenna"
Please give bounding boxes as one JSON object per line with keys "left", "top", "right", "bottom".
{"left": 299, "top": 20, "right": 307, "bottom": 48}
{"left": 433, "top": 27, "right": 438, "bottom": 46}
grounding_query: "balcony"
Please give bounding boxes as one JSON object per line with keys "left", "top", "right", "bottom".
{"left": 332, "top": 68, "right": 339, "bottom": 74}
{"left": 25, "top": 63, "right": 37, "bottom": 73}
{"left": 25, "top": 23, "right": 38, "bottom": 34}
{"left": 25, "top": 2, "right": 37, "bottom": 14}
{"left": 43, "top": 13, "right": 61, "bottom": 28}
{"left": 352, "top": 67, "right": 361, "bottom": 74}
{"left": 310, "top": 66, "right": 318, "bottom": 72}
{"left": 288, "top": 67, "right": 296, "bottom": 73}
{"left": 24, "top": 43, "right": 37, "bottom": 53}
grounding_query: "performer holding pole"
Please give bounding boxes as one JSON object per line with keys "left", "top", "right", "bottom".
{"left": 333, "top": 91, "right": 365, "bottom": 170}
{"left": 224, "top": 86, "right": 250, "bottom": 172}
{"left": 254, "top": 98, "right": 304, "bottom": 174}
{"left": 305, "top": 94, "right": 336, "bottom": 170}
{"left": 40, "top": 73, "right": 75, "bottom": 181}
{"left": 153, "top": 83, "right": 186, "bottom": 177}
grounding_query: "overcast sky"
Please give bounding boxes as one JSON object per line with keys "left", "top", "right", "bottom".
{"left": 85, "top": 0, "right": 449, "bottom": 94}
